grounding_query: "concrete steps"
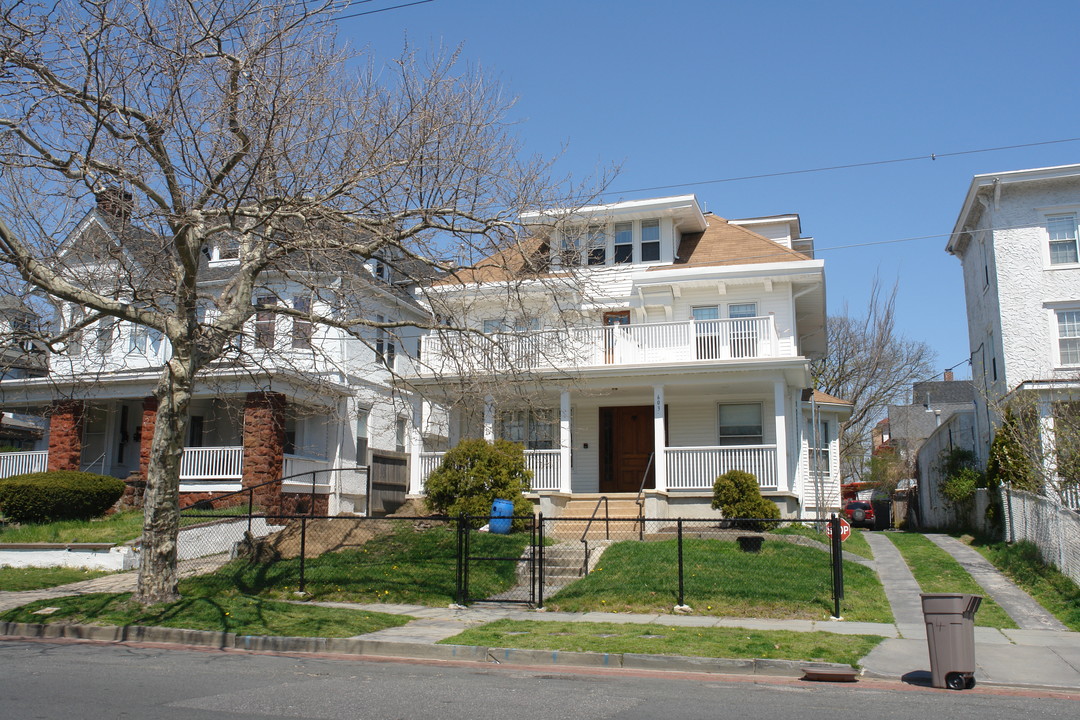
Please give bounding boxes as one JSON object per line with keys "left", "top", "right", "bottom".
{"left": 549, "top": 496, "right": 642, "bottom": 541}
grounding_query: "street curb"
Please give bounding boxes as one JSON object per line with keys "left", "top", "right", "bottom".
{"left": 0, "top": 621, "right": 848, "bottom": 678}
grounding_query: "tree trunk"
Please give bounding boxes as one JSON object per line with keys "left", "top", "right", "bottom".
{"left": 133, "top": 361, "right": 193, "bottom": 605}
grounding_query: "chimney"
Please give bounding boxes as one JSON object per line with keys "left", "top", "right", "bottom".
{"left": 944, "top": 369, "right": 954, "bottom": 382}
{"left": 95, "top": 187, "right": 134, "bottom": 223}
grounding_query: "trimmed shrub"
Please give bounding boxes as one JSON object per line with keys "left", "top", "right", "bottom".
{"left": 424, "top": 439, "right": 533, "bottom": 528}
{"left": 710, "top": 469, "right": 781, "bottom": 530}
{"left": 0, "top": 471, "right": 125, "bottom": 523}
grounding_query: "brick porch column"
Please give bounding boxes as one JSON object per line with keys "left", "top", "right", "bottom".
{"left": 242, "top": 391, "right": 286, "bottom": 513}
{"left": 138, "top": 396, "right": 158, "bottom": 481}
{"left": 47, "top": 400, "right": 84, "bottom": 472}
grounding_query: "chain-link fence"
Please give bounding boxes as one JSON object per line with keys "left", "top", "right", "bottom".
{"left": 1003, "top": 488, "right": 1080, "bottom": 586}
{"left": 175, "top": 506, "right": 849, "bottom": 618}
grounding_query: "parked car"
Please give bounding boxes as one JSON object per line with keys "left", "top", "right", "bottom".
{"left": 844, "top": 501, "right": 876, "bottom": 529}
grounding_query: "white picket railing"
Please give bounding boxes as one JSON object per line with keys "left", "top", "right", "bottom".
{"left": 417, "top": 316, "right": 783, "bottom": 375}
{"left": 417, "top": 449, "right": 562, "bottom": 492}
{"left": 0, "top": 450, "right": 48, "bottom": 478}
{"left": 665, "top": 445, "right": 777, "bottom": 490}
{"left": 178, "top": 446, "right": 243, "bottom": 481}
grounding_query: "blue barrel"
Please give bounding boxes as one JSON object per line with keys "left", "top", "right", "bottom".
{"left": 489, "top": 498, "right": 514, "bottom": 534}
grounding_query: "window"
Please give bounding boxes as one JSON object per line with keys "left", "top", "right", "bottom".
{"left": 497, "top": 409, "right": 555, "bottom": 449}
{"left": 94, "top": 318, "right": 115, "bottom": 355}
{"left": 355, "top": 409, "right": 369, "bottom": 464}
{"left": 718, "top": 403, "right": 763, "bottom": 446}
{"left": 483, "top": 318, "right": 507, "bottom": 333}
{"left": 1058, "top": 309, "right": 1080, "bottom": 365}
{"left": 254, "top": 296, "right": 276, "bottom": 349}
{"left": 291, "top": 296, "right": 313, "bottom": 350}
{"left": 586, "top": 226, "right": 606, "bottom": 266}
{"left": 375, "top": 314, "right": 395, "bottom": 367}
{"left": 807, "top": 418, "right": 830, "bottom": 477}
{"left": 640, "top": 219, "right": 660, "bottom": 262}
{"left": 128, "top": 324, "right": 147, "bottom": 353}
{"left": 729, "top": 303, "right": 759, "bottom": 358}
{"left": 692, "top": 306, "right": 721, "bottom": 359}
{"left": 1047, "top": 215, "right": 1080, "bottom": 265}
{"left": 729, "top": 303, "right": 757, "bottom": 319}
{"left": 395, "top": 417, "right": 407, "bottom": 453}
{"left": 614, "top": 222, "right": 633, "bottom": 264}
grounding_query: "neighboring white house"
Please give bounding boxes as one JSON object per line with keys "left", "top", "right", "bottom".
{"left": 0, "top": 195, "right": 430, "bottom": 515}
{"left": 946, "top": 163, "right": 1080, "bottom": 507}
{"left": 402, "top": 194, "right": 850, "bottom": 518}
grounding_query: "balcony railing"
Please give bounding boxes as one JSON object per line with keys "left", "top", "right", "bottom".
{"left": 418, "top": 449, "right": 563, "bottom": 492}
{"left": 0, "top": 450, "right": 48, "bottom": 479}
{"left": 416, "top": 316, "right": 783, "bottom": 376}
{"left": 665, "top": 445, "right": 777, "bottom": 490}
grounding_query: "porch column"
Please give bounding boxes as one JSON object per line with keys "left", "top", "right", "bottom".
{"left": 47, "top": 400, "right": 84, "bottom": 472}
{"left": 653, "top": 385, "right": 667, "bottom": 492}
{"left": 408, "top": 400, "right": 424, "bottom": 495}
{"left": 1038, "top": 396, "right": 1057, "bottom": 487}
{"left": 483, "top": 395, "right": 495, "bottom": 442}
{"left": 242, "top": 391, "right": 286, "bottom": 513}
{"left": 773, "top": 381, "right": 789, "bottom": 492}
{"left": 559, "top": 390, "right": 572, "bottom": 493}
{"left": 138, "top": 396, "right": 158, "bottom": 481}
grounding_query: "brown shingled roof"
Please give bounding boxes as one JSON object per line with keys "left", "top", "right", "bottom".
{"left": 434, "top": 236, "right": 555, "bottom": 285}
{"left": 662, "top": 215, "right": 809, "bottom": 269}
{"left": 801, "top": 389, "right": 853, "bottom": 406}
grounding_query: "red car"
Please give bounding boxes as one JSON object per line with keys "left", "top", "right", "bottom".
{"left": 844, "top": 501, "right": 876, "bottom": 529}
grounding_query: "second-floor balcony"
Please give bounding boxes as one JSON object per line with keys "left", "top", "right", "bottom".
{"left": 412, "top": 316, "right": 788, "bottom": 377}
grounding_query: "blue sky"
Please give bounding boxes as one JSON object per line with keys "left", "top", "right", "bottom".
{"left": 342, "top": 0, "right": 1080, "bottom": 381}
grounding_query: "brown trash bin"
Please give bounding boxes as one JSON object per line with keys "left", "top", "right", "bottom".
{"left": 921, "top": 593, "right": 982, "bottom": 690}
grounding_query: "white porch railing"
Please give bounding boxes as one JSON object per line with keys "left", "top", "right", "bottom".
{"left": 0, "top": 450, "right": 48, "bottom": 478}
{"left": 179, "top": 446, "right": 243, "bottom": 481}
{"left": 282, "top": 455, "right": 333, "bottom": 493}
{"left": 417, "top": 449, "right": 562, "bottom": 492}
{"left": 665, "top": 445, "right": 778, "bottom": 490}
{"left": 417, "top": 316, "right": 784, "bottom": 375}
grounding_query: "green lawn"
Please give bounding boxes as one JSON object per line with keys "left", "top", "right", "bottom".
{"left": 884, "top": 532, "right": 1017, "bottom": 628}
{"left": 191, "top": 523, "right": 532, "bottom": 605}
{"left": 442, "top": 619, "right": 884, "bottom": 668}
{"left": 966, "top": 538, "right": 1080, "bottom": 631}
{"left": 771, "top": 524, "right": 874, "bottom": 559}
{"left": 0, "top": 510, "right": 144, "bottom": 544}
{"left": 0, "top": 565, "right": 113, "bottom": 592}
{"left": 0, "top": 587, "right": 408, "bottom": 637}
{"left": 544, "top": 537, "right": 892, "bottom": 623}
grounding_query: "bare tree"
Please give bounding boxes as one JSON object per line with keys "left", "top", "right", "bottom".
{"left": 811, "top": 280, "right": 937, "bottom": 483}
{"left": 0, "top": 0, "right": 578, "bottom": 603}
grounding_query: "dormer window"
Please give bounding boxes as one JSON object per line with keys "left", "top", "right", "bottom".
{"left": 558, "top": 217, "right": 665, "bottom": 267}
{"left": 586, "top": 226, "right": 605, "bottom": 266}
{"left": 641, "top": 219, "right": 660, "bottom": 262}
{"left": 614, "top": 222, "right": 633, "bottom": 264}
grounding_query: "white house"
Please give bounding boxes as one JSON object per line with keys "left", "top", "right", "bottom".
{"left": 0, "top": 195, "right": 429, "bottom": 515}
{"left": 946, "top": 163, "right": 1080, "bottom": 506}
{"left": 402, "top": 195, "right": 850, "bottom": 518}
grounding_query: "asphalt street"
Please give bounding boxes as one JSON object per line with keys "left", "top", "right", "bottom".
{"left": 2, "top": 640, "right": 1077, "bottom": 720}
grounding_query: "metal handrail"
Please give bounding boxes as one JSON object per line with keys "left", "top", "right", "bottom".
{"left": 579, "top": 495, "right": 610, "bottom": 576}
{"left": 634, "top": 452, "right": 655, "bottom": 541}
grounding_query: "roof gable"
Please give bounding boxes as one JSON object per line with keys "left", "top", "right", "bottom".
{"left": 667, "top": 214, "right": 810, "bottom": 269}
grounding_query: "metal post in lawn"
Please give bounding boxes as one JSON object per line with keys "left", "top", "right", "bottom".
{"left": 455, "top": 515, "right": 464, "bottom": 606}
{"left": 537, "top": 512, "right": 545, "bottom": 610}
{"left": 829, "top": 514, "right": 843, "bottom": 619}
{"left": 299, "top": 516, "right": 308, "bottom": 595}
{"left": 309, "top": 471, "right": 317, "bottom": 516}
{"left": 677, "top": 518, "right": 685, "bottom": 607}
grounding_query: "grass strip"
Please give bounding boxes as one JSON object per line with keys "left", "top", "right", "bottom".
{"left": 884, "top": 532, "right": 1017, "bottom": 629}
{"left": 544, "top": 537, "right": 892, "bottom": 623}
{"left": 0, "top": 587, "right": 408, "bottom": 638}
{"left": 0, "top": 566, "right": 112, "bottom": 592}
{"left": 771, "top": 524, "right": 874, "bottom": 559}
{"left": 965, "top": 538, "right": 1080, "bottom": 632}
{"left": 441, "top": 619, "right": 884, "bottom": 668}
{"left": 186, "top": 522, "right": 531, "bottom": 606}
{"left": 0, "top": 510, "right": 145, "bottom": 544}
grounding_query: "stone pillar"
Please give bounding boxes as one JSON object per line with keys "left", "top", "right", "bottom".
{"left": 242, "top": 392, "right": 287, "bottom": 513}
{"left": 47, "top": 400, "right": 84, "bottom": 472}
{"left": 653, "top": 385, "right": 667, "bottom": 492}
{"left": 138, "top": 396, "right": 158, "bottom": 481}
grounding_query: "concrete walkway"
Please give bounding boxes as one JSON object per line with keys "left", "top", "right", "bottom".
{"left": 924, "top": 533, "right": 1068, "bottom": 631}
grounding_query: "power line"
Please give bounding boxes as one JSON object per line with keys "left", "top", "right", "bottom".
{"left": 334, "top": 0, "right": 436, "bottom": 20}
{"left": 606, "top": 137, "right": 1080, "bottom": 196}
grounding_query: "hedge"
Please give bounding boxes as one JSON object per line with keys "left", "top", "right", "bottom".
{"left": 0, "top": 471, "right": 125, "bottom": 523}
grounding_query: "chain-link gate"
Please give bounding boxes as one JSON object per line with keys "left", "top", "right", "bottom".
{"left": 456, "top": 513, "right": 544, "bottom": 606}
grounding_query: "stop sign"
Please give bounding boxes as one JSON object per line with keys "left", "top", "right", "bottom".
{"left": 825, "top": 517, "right": 852, "bottom": 542}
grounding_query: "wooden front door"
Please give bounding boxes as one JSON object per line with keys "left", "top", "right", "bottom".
{"left": 599, "top": 405, "right": 655, "bottom": 493}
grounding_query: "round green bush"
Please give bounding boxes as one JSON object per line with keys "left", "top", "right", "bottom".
{"left": 424, "top": 439, "right": 533, "bottom": 528}
{"left": 710, "top": 469, "right": 781, "bottom": 529}
{"left": 0, "top": 471, "right": 125, "bottom": 523}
